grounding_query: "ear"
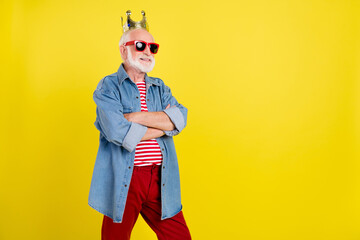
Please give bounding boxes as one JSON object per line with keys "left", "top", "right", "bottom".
{"left": 120, "top": 45, "right": 127, "bottom": 60}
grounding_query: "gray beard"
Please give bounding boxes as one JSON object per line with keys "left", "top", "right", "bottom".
{"left": 127, "top": 49, "right": 155, "bottom": 73}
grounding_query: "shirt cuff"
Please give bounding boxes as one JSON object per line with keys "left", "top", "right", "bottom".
{"left": 163, "top": 129, "right": 180, "bottom": 137}
{"left": 163, "top": 106, "right": 185, "bottom": 136}
{"left": 122, "top": 122, "right": 147, "bottom": 152}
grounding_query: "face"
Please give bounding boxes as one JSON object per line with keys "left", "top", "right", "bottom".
{"left": 121, "top": 29, "right": 156, "bottom": 73}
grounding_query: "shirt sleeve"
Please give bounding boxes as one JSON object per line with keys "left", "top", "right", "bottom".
{"left": 160, "top": 83, "right": 188, "bottom": 137}
{"left": 93, "top": 88, "right": 147, "bottom": 152}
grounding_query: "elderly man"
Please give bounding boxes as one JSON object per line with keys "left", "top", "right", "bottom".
{"left": 88, "top": 11, "right": 191, "bottom": 240}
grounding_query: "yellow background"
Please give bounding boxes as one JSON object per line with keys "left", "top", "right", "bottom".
{"left": 1, "top": 0, "right": 360, "bottom": 239}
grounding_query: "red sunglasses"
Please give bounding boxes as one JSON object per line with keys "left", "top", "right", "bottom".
{"left": 124, "top": 40, "right": 159, "bottom": 54}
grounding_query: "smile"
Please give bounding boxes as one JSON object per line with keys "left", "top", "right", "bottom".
{"left": 140, "top": 58, "right": 151, "bottom": 62}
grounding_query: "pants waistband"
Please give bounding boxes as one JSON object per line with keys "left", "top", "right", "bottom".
{"left": 133, "top": 164, "right": 161, "bottom": 172}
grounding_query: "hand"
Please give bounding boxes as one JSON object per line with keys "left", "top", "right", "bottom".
{"left": 165, "top": 104, "right": 170, "bottom": 110}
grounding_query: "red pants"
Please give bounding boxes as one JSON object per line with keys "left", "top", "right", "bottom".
{"left": 101, "top": 165, "right": 191, "bottom": 240}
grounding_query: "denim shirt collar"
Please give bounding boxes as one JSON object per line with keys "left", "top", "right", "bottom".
{"left": 117, "top": 63, "right": 160, "bottom": 87}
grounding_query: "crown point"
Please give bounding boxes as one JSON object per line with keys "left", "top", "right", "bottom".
{"left": 122, "top": 10, "right": 149, "bottom": 33}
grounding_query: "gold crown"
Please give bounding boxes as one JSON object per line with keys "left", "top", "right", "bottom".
{"left": 121, "top": 10, "right": 149, "bottom": 33}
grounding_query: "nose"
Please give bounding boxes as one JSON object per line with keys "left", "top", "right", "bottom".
{"left": 143, "top": 44, "right": 152, "bottom": 55}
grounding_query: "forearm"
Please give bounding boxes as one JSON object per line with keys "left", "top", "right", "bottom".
{"left": 141, "top": 127, "right": 165, "bottom": 141}
{"left": 125, "top": 111, "right": 175, "bottom": 131}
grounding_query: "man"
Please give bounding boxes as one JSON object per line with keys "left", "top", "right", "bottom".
{"left": 88, "top": 10, "right": 191, "bottom": 240}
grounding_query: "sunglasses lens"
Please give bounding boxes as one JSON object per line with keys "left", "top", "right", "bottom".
{"left": 135, "top": 41, "right": 146, "bottom": 51}
{"left": 149, "top": 44, "right": 159, "bottom": 54}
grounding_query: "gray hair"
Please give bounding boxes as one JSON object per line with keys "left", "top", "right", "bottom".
{"left": 118, "top": 29, "right": 154, "bottom": 48}
{"left": 119, "top": 30, "right": 132, "bottom": 48}
{"left": 118, "top": 30, "right": 132, "bottom": 61}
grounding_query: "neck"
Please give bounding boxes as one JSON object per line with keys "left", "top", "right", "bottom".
{"left": 123, "top": 62, "right": 146, "bottom": 83}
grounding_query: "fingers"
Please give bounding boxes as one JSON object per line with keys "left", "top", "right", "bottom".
{"left": 165, "top": 104, "right": 170, "bottom": 109}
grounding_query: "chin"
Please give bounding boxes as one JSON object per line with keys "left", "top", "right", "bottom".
{"left": 127, "top": 57, "right": 155, "bottom": 73}
{"left": 137, "top": 62, "right": 155, "bottom": 73}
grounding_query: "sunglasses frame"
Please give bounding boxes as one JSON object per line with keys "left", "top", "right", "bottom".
{"left": 123, "top": 40, "right": 160, "bottom": 54}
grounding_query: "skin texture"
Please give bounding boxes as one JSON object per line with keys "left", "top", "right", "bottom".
{"left": 119, "top": 29, "right": 175, "bottom": 141}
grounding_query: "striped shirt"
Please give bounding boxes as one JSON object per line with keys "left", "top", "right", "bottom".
{"left": 133, "top": 81, "right": 163, "bottom": 166}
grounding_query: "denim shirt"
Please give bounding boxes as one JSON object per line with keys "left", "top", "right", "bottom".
{"left": 88, "top": 63, "right": 188, "bottom": 223}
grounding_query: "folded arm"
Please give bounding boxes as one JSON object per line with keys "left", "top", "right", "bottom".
{"left": 125, "top": 81, "right": 188, "bottom": 137}
{"left": 124, "top": 104, "right": 175, "bottom": 131}
{"left": 93, "top": 87, "right": 148, "bottom": 152}
{"left": 141, "top": 127, "right": 166, "bottom": 141}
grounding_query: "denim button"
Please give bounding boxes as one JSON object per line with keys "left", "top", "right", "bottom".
{"left": 124, "top": 184, "right": 127, "bottom": 187}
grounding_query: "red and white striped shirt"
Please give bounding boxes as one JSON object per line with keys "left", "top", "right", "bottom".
{"left": 133, "top": 81, "right": 163, "bottom": 166}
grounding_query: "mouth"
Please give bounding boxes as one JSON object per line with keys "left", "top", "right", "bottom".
{"left": 139, "top": 57, "right": 152, "bottom": 63}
